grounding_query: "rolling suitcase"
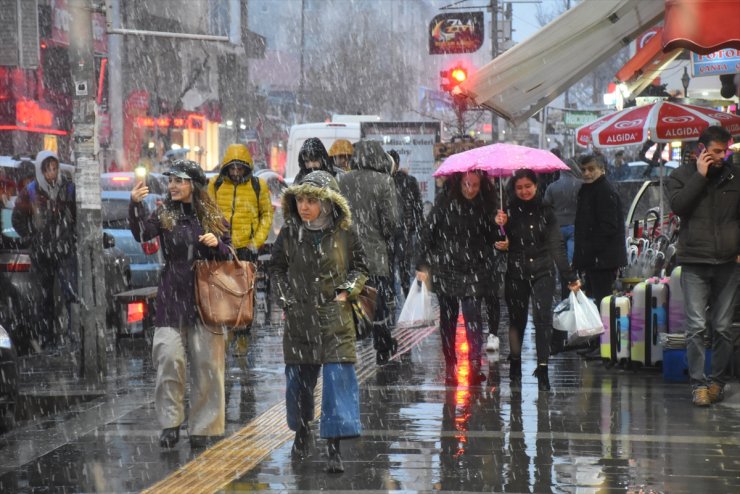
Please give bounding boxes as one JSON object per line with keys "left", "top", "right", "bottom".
{"left": 631, "top": 279, "right": 668, "bottom": 366}
{"left": 668, "top": 266, "right": 685, "bottom": 333}
{"left": 600, "top": 295, "right": 631, "bottom": 365}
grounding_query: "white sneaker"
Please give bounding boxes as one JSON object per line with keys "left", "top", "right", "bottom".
{"left": 486, "top": 334, "right": 500, "bottom": 352}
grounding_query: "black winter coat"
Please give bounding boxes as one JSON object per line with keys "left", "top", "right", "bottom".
{"left": 504, "top": 196, "right": 576, "bottom": 282}
{"left": 393, "top": 171, "right": 424, "bottom": 238}
{"left": 417, "top": 192, "right": 500, "bottom": 297}
{"left": 573, "top": 175, "right": 627, "bottom": 270}
{"left": 12, "top": 179, "right": 76, "bottom": 266}
{"left": 666, "top": 160, "right": 740, "bottom": 264}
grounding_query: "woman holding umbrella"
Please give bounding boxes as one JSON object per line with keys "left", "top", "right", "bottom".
{"left": 495, "top": 169, "right": 581, "bottom": 391}
{"left": 415, "top": 171, "right": 502, "bottom": 386}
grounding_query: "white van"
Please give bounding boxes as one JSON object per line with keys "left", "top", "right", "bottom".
{"left": 285, "top": 122, "right": 361, "bottom": 182}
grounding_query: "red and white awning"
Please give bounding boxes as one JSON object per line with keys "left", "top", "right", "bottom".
{"left": 577, "top": 101, "right": 740, "bottom": 148}
{"left": 663, "top": 0, "right": 740, "bottom": 55}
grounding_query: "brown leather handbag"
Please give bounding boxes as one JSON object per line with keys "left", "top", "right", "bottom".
{"left": 194, "top": 246, "right": 256, "bottom": 328}
{"left": 351, "top": 285, "right": 377, "bottom": 340}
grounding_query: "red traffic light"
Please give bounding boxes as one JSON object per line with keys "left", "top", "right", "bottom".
{"left": 440, "top": 65, "right": 468, "bottom": 93}
{"left": 450, "top": 68, "right": 467, "bottom": 83}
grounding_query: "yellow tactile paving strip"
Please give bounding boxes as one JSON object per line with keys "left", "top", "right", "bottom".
{"left": 142, "top": 323, "right": 438, "bottom": 494}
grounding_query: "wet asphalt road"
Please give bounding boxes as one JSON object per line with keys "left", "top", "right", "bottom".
{"left": 1, "top": 297, "right": 740, "bottom": 493}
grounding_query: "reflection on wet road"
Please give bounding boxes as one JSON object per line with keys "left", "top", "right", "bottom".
{"left": 2, "top": 308, "right": 740, "bottom": 493}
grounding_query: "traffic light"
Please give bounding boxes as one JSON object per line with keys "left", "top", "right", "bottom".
{"left": 440, "top": 65, "right": 468, "bottom": 93}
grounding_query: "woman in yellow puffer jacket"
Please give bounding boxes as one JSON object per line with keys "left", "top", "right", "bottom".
{"left": 208, "top": 144, "right": 273, "bottom": 261}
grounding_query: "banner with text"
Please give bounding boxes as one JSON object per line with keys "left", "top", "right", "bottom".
{"left": 361, "top": 122, "right": 441, "bottom": 206}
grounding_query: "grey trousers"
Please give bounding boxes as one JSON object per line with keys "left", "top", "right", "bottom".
{"left": 682, "top": 263, "right": 740, "bottom": 388}
{"left": 152, "top": 321, "right": 225, "bottom": 436}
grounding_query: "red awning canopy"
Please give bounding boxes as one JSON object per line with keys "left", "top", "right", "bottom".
{"left": 616, "top": 27, "right": 683, "bottom": 96}
{"left": 663, "top": 0, "right": 740, "bottom": 55}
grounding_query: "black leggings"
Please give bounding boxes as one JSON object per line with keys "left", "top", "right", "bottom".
{"left": 505, "top": 272, "right": 555, "bottom": 364}
{"left": 438, "top": 295, "right": 484, "bottom": 367}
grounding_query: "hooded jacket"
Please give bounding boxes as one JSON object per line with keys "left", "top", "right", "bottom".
{"left": 12, "top": 150, "right": 76, "bottom": 265}
{"left": 666, "top": 159, "right": 740, "bottom": 264}
{"left": 270, "top": 171, "right": 369, "bottom": 365}
{"left": 338, "top": 140, "right": 399, "bottom": 276}
{"left": 573, "top": 175, "right": 627, "bottom": 270}
{"left": 207, "top": 144, "right": 272, "bottom": 250}
{"left": 294, "top": 138, "right": 336, "bottom": 184}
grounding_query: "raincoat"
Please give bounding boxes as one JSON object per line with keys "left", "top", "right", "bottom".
{"left": 271, "top": 171, "right": 368, "bottom": 365}
{"left": 338, "top": 140, "right": 399, "bottom": 277}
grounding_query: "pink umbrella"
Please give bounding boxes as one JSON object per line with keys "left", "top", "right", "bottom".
{"left": 433, "top": 142, "right": 570, "bottom": 178}
{"left": 433, "top": 143, "right": 570, "bottom": 234}
{"left": 577, "top": 101, "right": 740, "bottom": 148}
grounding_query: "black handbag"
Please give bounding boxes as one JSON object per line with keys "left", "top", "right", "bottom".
{"left": 351, "top": 285, "right": 377, "bottom": 340}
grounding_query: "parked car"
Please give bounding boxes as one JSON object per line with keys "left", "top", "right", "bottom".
{"left": 621, "top": 160, "right": 679, "bottom": 181}
{"left": 0, "top": 319, "right": 18, "bottom": 434}
{"left": 101, "top": 187, "right": 164, "bottom": 288}
{"left": 0, "top": 162, "right": 131, "bottom": 354}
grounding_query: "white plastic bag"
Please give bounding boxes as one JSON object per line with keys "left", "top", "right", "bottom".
{"left": 569, "top": 290, "right": 605, "bottom": 344}
{"left": 552, "top": 297, "right": 574, "bottom": 333}
{"left": 552, "top": 291, "right": 604, "bottom": 344}
{"left": 397, "top": 281, "right": 435, "bottom": 327}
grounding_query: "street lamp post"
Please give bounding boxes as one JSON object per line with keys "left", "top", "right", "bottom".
{"left": 681, "top": 66, "right": 691, "bottom": 99}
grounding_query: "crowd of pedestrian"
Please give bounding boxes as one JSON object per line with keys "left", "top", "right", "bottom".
{"left": 9, "top": 124, "right": 736, "bottom": 472}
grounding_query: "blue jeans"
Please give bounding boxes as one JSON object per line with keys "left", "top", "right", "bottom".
{"left": 285, "top": 363, "right": 361, "bottom": 439}
{"left": 560, "top": 224, "right": 575, "bottom": 264}
{"left": 681, "top": 263, "right": 740, "bottom": 388}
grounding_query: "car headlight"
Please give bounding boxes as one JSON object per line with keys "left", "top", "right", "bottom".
{"left": 0, "top": 324, "right": 10, "bottom": 349}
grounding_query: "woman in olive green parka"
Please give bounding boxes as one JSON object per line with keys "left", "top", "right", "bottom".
{"left": 270, "top": 170, "right": 368, "bottom": 474}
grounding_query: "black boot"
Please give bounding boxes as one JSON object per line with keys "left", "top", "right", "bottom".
{"left": 159, "top": 426, "right": 179, "bottom": 448}
{"left": 326, "top": 438, "right": 344, "bottom": 473}
{"left": 509, "top": 357, "right": 522, "bottom": 381}
{"left": 376, "top": 338, "right": 399, "bottom": 366}
{"left": 291, "top": 425, "right": 311, "bottom": 460}
{"left": 533, "top": 364, "right": 551, "bottom": 391}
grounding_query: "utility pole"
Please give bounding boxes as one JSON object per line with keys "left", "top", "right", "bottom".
{"left": 68, "top": 0, "right": 107, "bottom": 383}
{"left": 107, "top": 0, "right": 123, "bottom": 170}
{"left": 490, "top": 0, "right": 498, "bottom": 142}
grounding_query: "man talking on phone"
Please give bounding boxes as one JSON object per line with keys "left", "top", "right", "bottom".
{"left": 666, "top": 125, "right": 740, "bottom": 407}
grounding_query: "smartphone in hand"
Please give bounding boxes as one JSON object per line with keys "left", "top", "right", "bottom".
{"left": 134, "top": 165, "right": 147, "bottom": 184}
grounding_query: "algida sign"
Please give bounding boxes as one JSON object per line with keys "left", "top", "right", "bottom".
{"left": 429, "top": 12, "right": 484, "bottom": 55}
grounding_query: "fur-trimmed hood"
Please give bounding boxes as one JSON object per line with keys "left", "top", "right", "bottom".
{"left": 282, "top": 170, "right": 352, "bottom": 230}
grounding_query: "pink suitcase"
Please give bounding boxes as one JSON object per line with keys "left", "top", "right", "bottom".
{"left": 631, "top": 280, "right": 668, "bottom": 366}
